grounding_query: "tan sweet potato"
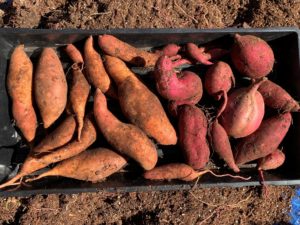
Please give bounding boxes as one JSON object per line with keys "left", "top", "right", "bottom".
{"left": 65, "top": 44, "right": 83, "bottom": 64}
{"left": 69, "top": 64, "right": 90, "bottom": 141}
{"left": 84, "top": 35, "right": 114, "bottom": 94}
{"left": 104, "top": 55, "right": 177, "bottom": 145}
{"left": 26, "top": 148, "right": 127, "bottom": 183}
{"left": 0, "top": 115, "right": 97, "bottom": 189}
{"left": 144, "top": 163, "right": 250, "bottom": 181}
{"left": 33, "top": 115, "right": 76, "bottom": 154}
{"left": 7, "top": 44, "right": 37, "bottom": 142}
{"left": 94, "top": 89, "right": 158, "bottom": 170}
{"left": 98, "top": 34, "right": 159, "bottom": 67}
{"left": 34, "top": 48, "right": 67, "bottom": 128}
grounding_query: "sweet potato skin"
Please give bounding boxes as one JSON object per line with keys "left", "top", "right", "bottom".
{"left": 28, "top": 148, "right": 127, "bottom": 183}
{"left": 235, "top": 113, "right": 292, "bottom": 165}
{"left": 178, "top": 105, "right": 210, "bottom": 169}
{"left": 204, "top": 61, "right": 234, "bottom": 100}
{"left": 231, "top": 34, "right": 274, "bottom": 79}
{"left": 94, "top": 89, "right": 158, "bottom": 170}
{"left": 154, "top": 56, "right": 203, "bottom": 102}
{"left": 258, "top": 79, "right": 300, "bottom": 112}
{"left": 98, "top": 35, "right": 159, "bottom": 67}
{"left": 34, "top": 48, "right": 67, "bottom": 128}
{"left": 209, "top": 120, "right": 240, "bottom": 172}
{"left": 84, "top": 36, "right": 112, "bottom": 93}
{"left": 70, "top": 64, "right": 90, "bottom": 141}
{"left": 33, "top": 115, "right": 76, "bottom": 154}
{"left": 65, "top": 44, "right": 83, "bottom": 64}
{"left": 144, "top": 163, "right": 199, "bottom": 181}
{"left": 105, "top": 55, "right": 177, "bottom": 145}
{"left": 7, "top": 45, "right": 37, "bottom": 141}
{"left": 258, "top": 149, "right": 285, "bottom": 170}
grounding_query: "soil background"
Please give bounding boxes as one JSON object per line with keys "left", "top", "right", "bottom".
{"left": 0, "top": 0, "right": 300, "bottom": 224}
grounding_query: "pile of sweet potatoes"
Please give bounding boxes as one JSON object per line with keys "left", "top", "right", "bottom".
{"left": 1, "top": 33, "right": 298, "bottom": 190}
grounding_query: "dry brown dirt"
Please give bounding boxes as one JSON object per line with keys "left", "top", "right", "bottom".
{"left": 0, "top": 0, "right": 300, "bottom": 224}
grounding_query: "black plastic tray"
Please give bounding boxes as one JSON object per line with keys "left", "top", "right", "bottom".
{"left": 0, "top": 27, "right": 300, "bottom": 197}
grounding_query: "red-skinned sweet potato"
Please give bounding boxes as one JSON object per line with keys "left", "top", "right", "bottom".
{"left": 231, "top": 34, "right": 275, "bottom": 79}
{"left": 178, "top": 105, "right": 210, "bottom": 169}
{"left": 258, "top": 149, "right": 285, "bottom": 171}
{"left": 7, "top": 44, "right": 37, "bottom": 142}
{"left": 220, "top": 79, "right": 265, "bottom": 138}
{"left": 235, "top": 113, "right": 292, "bottom": 165}
{"left": 258, "top": 79, "right": 300, "bottom": 112}
{"left": 209, "top": 119, "right": 239, "bottom": 172}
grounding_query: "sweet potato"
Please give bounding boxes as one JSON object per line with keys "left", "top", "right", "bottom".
{"left": 7, "top": 44, "right": 37, "bottom": 142}
{"left": 231, "top": 34, "right": 275, "bottom": 79}
{"left": 33, "top": 115, "right": 76, "bottom": 154}
{"left": 154, "top": 56, "right": 203, "bottom": 111}
{"left": 65, "top": 44, "right": 83, "bottom": 65}
{"left": 94, "top": 89, "right": 158, "bottom": 170}
{"left": 104, "top": 55, "right": 177, "bottom": 145}
{"left": 34, "top": 48, "right": 67, "bottom": 128}
{"left": 69, "top": 64, "right": 90, "bottom": 141}
{"left": 235, "top": 113, "right": 292, "bottom": 165}
{"left": 26, "top": 148, "right": 127, "bottom": 183}
{"left": 186, "top": 43, "right": 213, "bottom": 65}
{"left": 155, "top": 43, "right": 181, "bottom": 57}
{"left": 178, "top": 105, "right": 210, "bottom": 169}
{"left": 258, "top": 79, "right": 300, "bottom": 112}
{"left": 144, "top": 163, "right": 250, "bottom": 181}
{"left": 98, "top": 34, "right": 159, "bottom": 67}
{"left": 0, "top": 115, "right": 97, "bottom": 189}
{"left": 204, "top": 61, "right": 235, "bottom": 117}
{"left": 258, "top": 149, "right": 285, "bottom": 171}
{"left": 84, "top": 36, "right": 113, "bottom": 94}
{"left": 209, "top": 120, "right": 239, "bottom": 172}
{"left": 220, "top": 79, "right": 265, "bottom": 138}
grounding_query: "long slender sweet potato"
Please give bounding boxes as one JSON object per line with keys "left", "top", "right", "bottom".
{"left": 178, "top": 105, "right": 210, "bottom": 169}
{"left": 94, "top": 89, "right": 158, "bottom": 170}
{"left": 7, "top": 45, "right": 37, "bottom": 141}
{"left": 258, "top": 149, "right": 285, "bottom": 171}
{"left": 70, "top": 64, "right": 90, "bottom": 141}
{"left": 33, "top": 115, "right": 76, "bottom": 154}
{"left": 258, "top": 79, "right": 300, "bottom": 112}
{"left": 104, "top": 55, "right": 177, "bottom": 145}
{"left": 144, "top": 163, "right": 250, "bottom": 181}
{"left": 0, "top": 115, "right": 97, "bottom": 189}
{"left": 84, "top": 36, "right": 114, "bottom": 94}
{"left": 34, "top": 48, "right": 67, "bottom": 128}
{"left": 235, "top": 113, "right": 292, "bottom": 165}
{"left": 209, "top": 120, "right": 239, "bottom": 172}
{"left": 26, "top": 148, "right": 127, "bottom": 183}
{"left": 98, "top": 35, "right": 160, "bottom": 67}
